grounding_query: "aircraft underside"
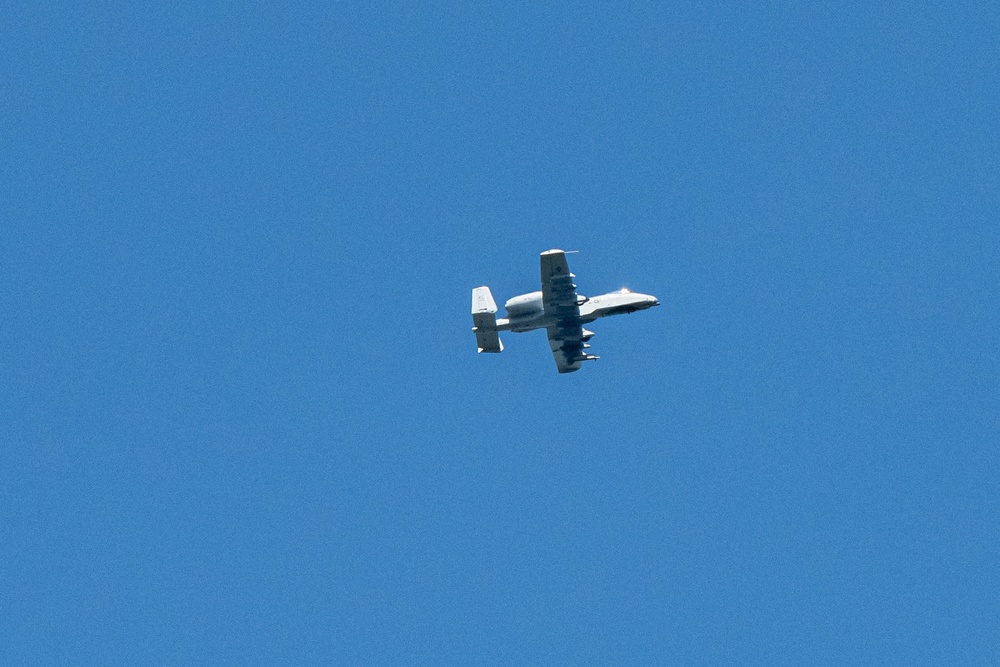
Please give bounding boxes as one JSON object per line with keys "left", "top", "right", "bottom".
{"left": 472, "top": 249, "right": 658, "bottom": 373}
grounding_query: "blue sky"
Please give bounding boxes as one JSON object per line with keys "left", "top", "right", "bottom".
{"left": 3, "top": 2, "right": 998, "bottom": 664}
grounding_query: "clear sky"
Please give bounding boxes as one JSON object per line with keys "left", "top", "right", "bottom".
{"left": 3, "top": 2, "right": 998, "bottom": 664}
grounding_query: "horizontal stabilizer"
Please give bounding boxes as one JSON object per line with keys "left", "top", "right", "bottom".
{"left": 471, "top": 286, "right": 503, "bottom": 353}
{"left": 473, "top": 327, "right": 503, "bottom": 353}
{"left": 472, "top": 285, "right": 498, "bottom": 315}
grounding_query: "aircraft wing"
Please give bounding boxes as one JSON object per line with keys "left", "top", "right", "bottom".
{"left": 540, "top": 250, "right": 581, "bottom": 317}
{"left": 547, "top": 323, "right": 587, "bottom": 374}
{"left": 540, "top": 250, "right": 592, "bottom": 373}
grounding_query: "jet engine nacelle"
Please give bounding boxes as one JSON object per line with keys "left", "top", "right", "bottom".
{"left": 505, "top": 291, "right": 543, "bottom": 317}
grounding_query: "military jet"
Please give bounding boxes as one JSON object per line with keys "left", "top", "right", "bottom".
{"left": 471, "top": 249, "right": 659, "bottom": 373}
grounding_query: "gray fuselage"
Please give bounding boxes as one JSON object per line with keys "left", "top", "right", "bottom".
{"left": 496, "top": 289, "right": 659, "bottom": 333}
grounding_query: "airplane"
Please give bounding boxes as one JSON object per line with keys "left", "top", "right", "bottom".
{"left": 471, "top": 249, "right": 659, "bottom": 373}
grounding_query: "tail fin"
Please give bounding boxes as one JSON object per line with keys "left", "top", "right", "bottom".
{"left": 471, "top": 286, "right": 503, "bottom": 353}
